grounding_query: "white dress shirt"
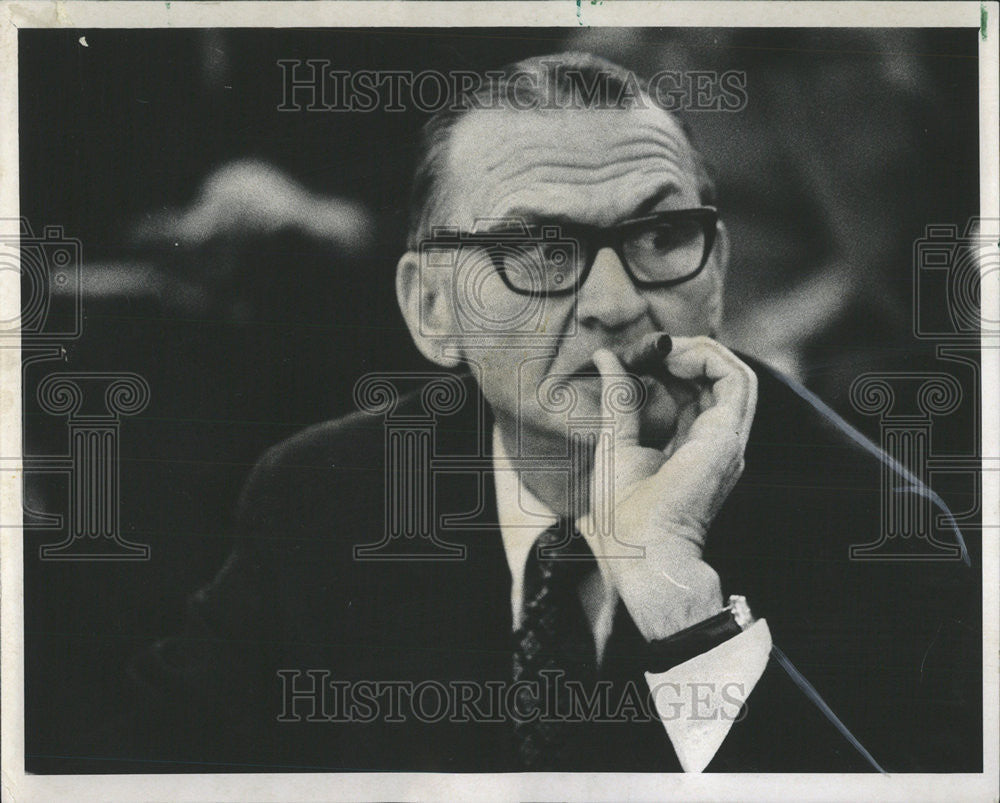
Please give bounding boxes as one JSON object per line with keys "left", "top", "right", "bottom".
{"left": 492, "top": 426, "right": 772, "bottom": 772}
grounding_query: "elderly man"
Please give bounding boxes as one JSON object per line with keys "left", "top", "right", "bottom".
{"left": 108, "top": 53, "right": 977, "bottom": 775}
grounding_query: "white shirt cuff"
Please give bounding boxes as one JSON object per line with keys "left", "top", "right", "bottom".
{"left": 644, "top": 618, "right": 772, "bottom": 772}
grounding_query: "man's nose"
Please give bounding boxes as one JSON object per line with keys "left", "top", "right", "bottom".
{"left": 575, "top": 246, "right": 648, "bottom": 330}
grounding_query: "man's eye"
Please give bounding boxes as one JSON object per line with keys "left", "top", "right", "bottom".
{"left": 646, "top": 224, "right": 682, "bottom": 251}
{"left": 633, "top": 221, "right": 698, "bottom": 254}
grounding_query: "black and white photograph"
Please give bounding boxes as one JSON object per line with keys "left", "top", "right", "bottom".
{"left": 1, "top": 2, "right": 997, "bottom": 800}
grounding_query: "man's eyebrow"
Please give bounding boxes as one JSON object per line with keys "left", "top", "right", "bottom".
{"left": 491, "top": 183, "right": 684, "bottom": 230}
{"left": 500, "top": 207, "right": 573, "bottom": 225}
{"left": 487, "top": 210, "right": 579, "bottom": 229}
{"left": 631, "top": 183, "right": 682, "bottom": 216}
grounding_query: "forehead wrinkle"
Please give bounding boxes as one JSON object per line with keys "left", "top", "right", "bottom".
{"left": 478, "top": 142, "right": 696, "bottom": 203}
{"left": 472, "top": 140, "right": 695, "bottom": 210}
{"left": 443, "top": 107, "right": 701, "bottom": 229}
{"left": 484, "top": 156, "right": 678, "bottom": 190}
{"left": 477, "top": 131, "right": 690, "bottom": 177}
{"left": 487, "top": 166, "right": 693, "bottom": 224}
{"left": 605, "top": 137, "right": 690, "bottom": 167}
{"left": 464, "top": 106, "right": 691, "bottom": 165}
{"left": 493, "top": 163, "right": 683, "bottom": 199}
{"left": 478, "top": 146, "right": 688, "bottom": 182}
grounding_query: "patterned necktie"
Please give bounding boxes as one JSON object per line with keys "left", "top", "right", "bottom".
{"left": 512, "top": 520, "right": 599, "bottom": 770}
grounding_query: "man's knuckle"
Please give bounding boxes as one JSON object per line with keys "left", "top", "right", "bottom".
{"left": 716, "top": 431, "right": 742, "bottom": 455}
{"left": 693, "top": 562, "right": 721, "bottom": 597}
{"left": 662, "top": 511, "right": 708, "bottom": 547}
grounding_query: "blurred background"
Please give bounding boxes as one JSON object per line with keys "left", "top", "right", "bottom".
{"left": 19, "top": 27, "right": 980, "bottom": 769}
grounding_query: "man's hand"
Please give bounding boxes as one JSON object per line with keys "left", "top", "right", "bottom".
{"left": 581, "top": 336, "right": 758, "bottom": 642}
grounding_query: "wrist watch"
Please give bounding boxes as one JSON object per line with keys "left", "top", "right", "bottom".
{"left": 643, "top": 593, "right": 887, "bottom": 772}
{"left": 645, "top": 594, "right": 754, "bottom": 672}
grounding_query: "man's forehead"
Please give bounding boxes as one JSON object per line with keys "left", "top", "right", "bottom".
{"left": 441, "top": 105, "right": 702, "bottom": 227}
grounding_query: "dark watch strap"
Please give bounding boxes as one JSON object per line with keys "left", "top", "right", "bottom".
{"left": 645, "top": 595, "right": 753, "bottom": 673}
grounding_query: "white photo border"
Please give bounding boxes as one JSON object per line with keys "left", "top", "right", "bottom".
{"left": 1, "top": 2, "right": 996, "bottom": 801}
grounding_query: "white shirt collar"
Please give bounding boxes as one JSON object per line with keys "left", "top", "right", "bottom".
{"left": 492, "top": 427, "right": 558, "bottom": 629}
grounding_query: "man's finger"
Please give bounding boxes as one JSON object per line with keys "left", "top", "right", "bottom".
{"left": 592, "top": 348, "right": 642, "bottom": 447}
{"left": 664, "top": 336, "right": 757, "bottom": 447}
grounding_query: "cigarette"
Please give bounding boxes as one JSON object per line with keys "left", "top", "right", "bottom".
{"left": 619, "top": 333, "right": 673, "bottom": 373}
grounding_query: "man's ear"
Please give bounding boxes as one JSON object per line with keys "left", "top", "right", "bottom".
{"left": 396, "top": 250, "right": 463, "bottom": 368}
{"left": 707, "top": 220, "right": 730, "bottom": 333}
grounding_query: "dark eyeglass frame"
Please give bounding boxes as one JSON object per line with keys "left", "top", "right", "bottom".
{"left": 488, "top": 206, "right": 719, "bottom": 297}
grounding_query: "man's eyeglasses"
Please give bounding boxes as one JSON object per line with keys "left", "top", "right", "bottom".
{"left": 425, "top": 207, "right": 719, "bottom": 298}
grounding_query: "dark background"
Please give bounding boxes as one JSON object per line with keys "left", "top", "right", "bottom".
{"left": 19, "top": 27, "right": 981, "bottom": 769}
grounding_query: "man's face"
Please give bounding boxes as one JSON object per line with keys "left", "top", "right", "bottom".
{"left": 428, "top": 104, "right": 724, "bottom": 450}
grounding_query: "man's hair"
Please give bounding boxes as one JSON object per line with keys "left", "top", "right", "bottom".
{"left": 405, "top": 52, "right": 717, "bottom": 249}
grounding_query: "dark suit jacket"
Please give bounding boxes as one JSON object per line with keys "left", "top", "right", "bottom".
{"left": 71, "top": 358, "right": 981, "bottom": 773}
